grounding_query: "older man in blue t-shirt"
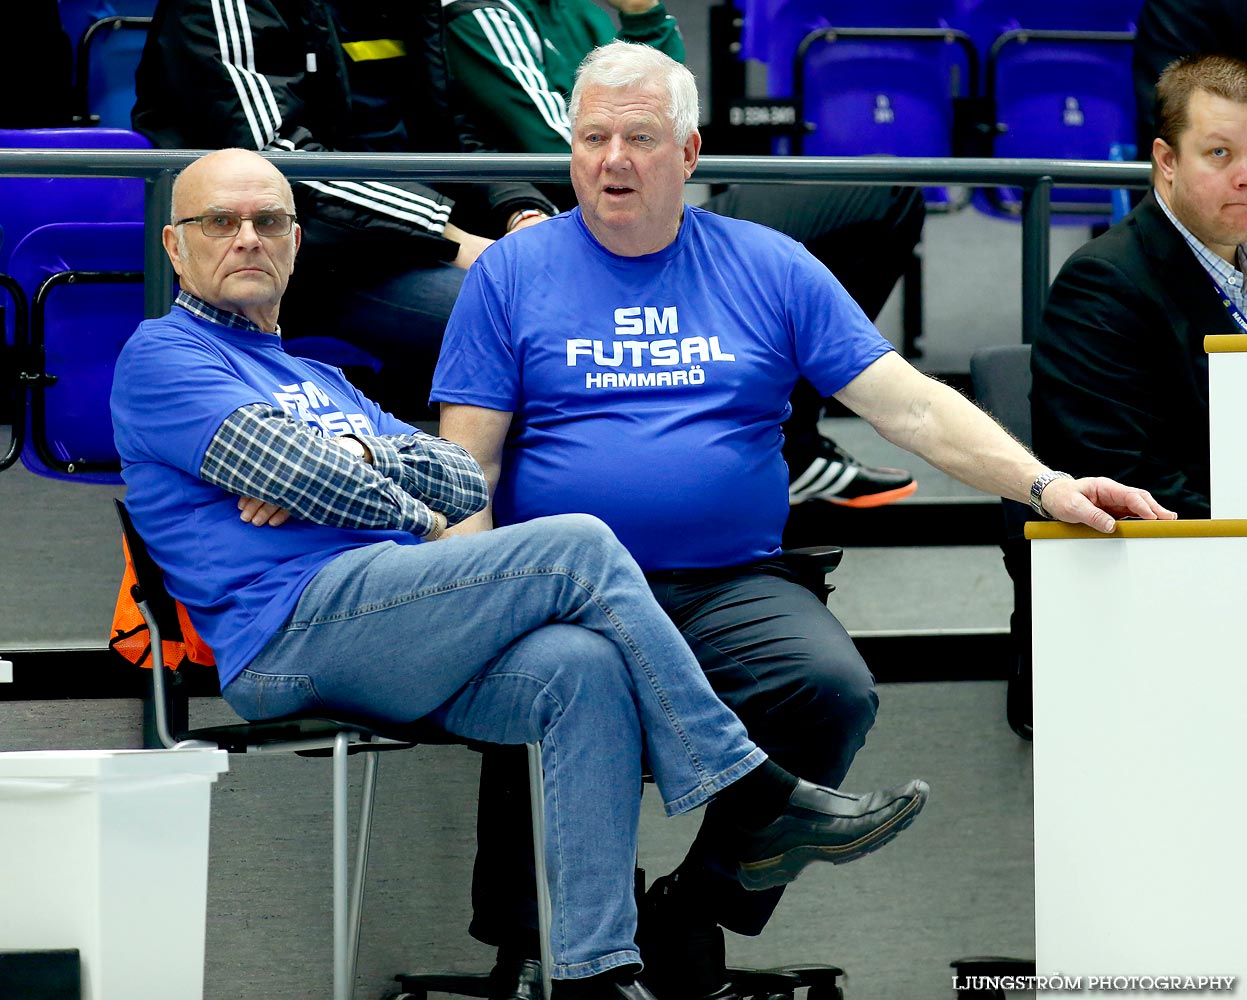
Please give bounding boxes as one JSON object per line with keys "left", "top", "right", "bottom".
{"left": 431, "top": 40, "right": 1174, "bottom": 1000}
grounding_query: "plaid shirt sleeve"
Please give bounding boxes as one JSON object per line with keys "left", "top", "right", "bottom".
{"left": 200, "top": 403, "right": 488, "bottom": 535}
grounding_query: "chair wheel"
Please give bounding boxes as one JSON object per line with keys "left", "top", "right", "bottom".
{"left": 807, "top": 988, "right": 844, "bottom": 1000}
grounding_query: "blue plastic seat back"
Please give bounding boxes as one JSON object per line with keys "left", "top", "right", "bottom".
{"left": 799, "top": 40, "right": 963, "bottom": 157}
{"left": 977, "top": 39, "right": 1135, "bottom": 218}
{"left": 8, "top": 220, "right": 144, "bottom": 482}
{"left": 949, "top": 0, "right": 1136, "bottom": 221}
{"left": 0, "top": 127, "right": 150, "bottom": 271}
{"left": 951, "top": 0, "right": 1137, "bottom": 60}
{"left": 994, "top": 43, "right": 1135, "bottom": 162}
{"left": 82, "top": 15, "right": 152, "bottom": 129}
{"left": 0, "top": 127, "right": 149, "bottom": 352}
{"left": 58, "top": 0, "right": 156, "bottom": 56}
{"left": 742, "top": 0, "right": 961, "bottom": 98}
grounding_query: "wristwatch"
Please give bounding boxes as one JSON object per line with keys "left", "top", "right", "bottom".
{"left": 337, "top": 435, "right": 368, "bottom": 462}
{"left": 1029, "top": 470, "right": 1073, "bottom": 519}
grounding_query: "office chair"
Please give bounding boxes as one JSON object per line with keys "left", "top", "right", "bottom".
{"left": 113, "top": 498, "right": 554, "bottom": 1000}
{"left": 968, "top": 344, "right": 1034, "bottom": 742}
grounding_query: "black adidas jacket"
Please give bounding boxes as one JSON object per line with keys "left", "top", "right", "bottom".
{"left": 133, "top": 0, "right": 555, "bottom": 261}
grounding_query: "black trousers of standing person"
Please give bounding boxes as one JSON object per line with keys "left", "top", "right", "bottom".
{"left": 468, "top": 558, "right": 879, "bottom": 948}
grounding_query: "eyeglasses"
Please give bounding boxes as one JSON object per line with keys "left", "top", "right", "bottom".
{"left": 174, "top": 212, "right": 297, "bottom": 238}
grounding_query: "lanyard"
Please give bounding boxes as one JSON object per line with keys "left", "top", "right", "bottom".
{"left": 1204, "top": 268, "right": 1247, "bottom": 334}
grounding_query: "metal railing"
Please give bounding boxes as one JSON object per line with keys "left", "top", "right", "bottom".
{"left": 0, "top": 148, "right": 1154, "bottom": 343}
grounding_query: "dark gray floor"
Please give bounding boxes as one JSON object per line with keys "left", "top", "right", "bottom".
{"left": 0, "top": 205, "right": 1088, "bottom": 998}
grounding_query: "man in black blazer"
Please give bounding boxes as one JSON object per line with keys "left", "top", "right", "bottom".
{"left": 1033, "top": 52, "right": 1247, "bottom": 519}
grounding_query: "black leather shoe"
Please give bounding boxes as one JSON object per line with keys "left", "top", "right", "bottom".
{"left": 551, "top": 977, "right": 659, "bottom": 999}
{"left": 736, "top": 777, "right": 930, "bottom": 890}
{"left": 488, "top": 956, "right": 543, "bottom": 1000}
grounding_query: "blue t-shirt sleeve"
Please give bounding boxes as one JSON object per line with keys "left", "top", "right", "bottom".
{"left": 785, "top": 244, "right": 895, "bottom": 398}
{"left": 113, "top": 324, "right": 271, "bottom": 477}
{"left": 430, "top": 251, "right": 520, "bottom": 412}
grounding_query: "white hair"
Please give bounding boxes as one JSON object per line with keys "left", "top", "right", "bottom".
{"left": 569, "top": 41, "right": 700, "bottom": 144}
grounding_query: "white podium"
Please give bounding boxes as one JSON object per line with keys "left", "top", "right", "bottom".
{"left": 0, "top": 748, "right": 229, "bottom": 1000}
{"left": 1206, "top": 335, "right": 1247, "bottom": 518}
{"left": 1027, "top": 518, "right": 1247, "bottom": 993}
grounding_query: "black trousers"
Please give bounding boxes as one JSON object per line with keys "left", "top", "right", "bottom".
{"left": 469, "top": 559, "right": 878, "bottom": 947}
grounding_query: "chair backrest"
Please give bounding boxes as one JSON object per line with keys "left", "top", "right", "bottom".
{"left": 0, "top": 126, "right": 150, "bottom": 274}
{"left": 114, "top": 496, "right": 182, "bottom": 641}
{"left": 76, "top": 13, "right": 153, "bottom": 128}
{"left": 951, "top": 0, "right": 1138, "bottom": 59}
{"left": 57, "top": 0, "right": 156, "bottom": 61}
{"left": 970, "top": 343, "right": 1034, "bottom": 544}
{"left": 951, "top": 0, "right": 1136, "bottom": 220}
{"left": 743, "top": 0, "right": 963, "bottom": 98}
{"left": 8, "top": 220, "right": 144, "bottom": 482}
{"left": 739, "top": 1, "right": 970, "bottom": 208}
{"left": 0, "top": 127, "right": 149, "bottom": 479}
{"left": 798, "top": 37, "right": 968, "bottom": 158}
{"left": 969, "top": 343, "right": 1032, "bottom": 446}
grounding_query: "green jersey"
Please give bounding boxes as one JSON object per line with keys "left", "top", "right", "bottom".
{"left": 444, "top": 0, "right": 685, "bottom": 154}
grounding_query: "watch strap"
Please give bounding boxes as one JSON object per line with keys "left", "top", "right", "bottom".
{"left": 1029, "top": 470, "right": 1073, "bottom": 519}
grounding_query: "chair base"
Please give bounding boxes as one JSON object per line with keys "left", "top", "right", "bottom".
{"left": 730, "top": 964, "right": 844, "bottom": 1000}
{"left": 391, "top": 964, "right": 844, "bottom": 1000}
{"left": 389, "top": 970, "right": 493, "bottom": 999}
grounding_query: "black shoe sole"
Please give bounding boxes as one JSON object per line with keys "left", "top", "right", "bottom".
{"left": 736, "top": 788, "right": 928, "bottom": 891}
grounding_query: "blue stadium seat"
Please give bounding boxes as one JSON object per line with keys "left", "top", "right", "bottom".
{"left": 794, "top": 32, "right": 974, "bottom": 206}
{"left": 0, "top": 127, "right": 149, "bottom": 270}
{"left": 8, "top": 221, "right": 143, "bottom": 483}
{"left": 951, "top": 0, "right": 1138, "bottom": 62}
{"left": 0, "top": 127, "right": 149, "bottom": 382}
{"left": 59, "top": 0, "right": 155, "bottom": 127}
{"left": 77, "top": 13, "right": 152, "bottom": 128}
{"left": 951, "top": 0, "right": 1137, "bottom": 220}
{"left": 742, "top": 0, "right": 967, "bottom": 100}
{"left": 739, "top": 1, "right": 972, "bottom": 207}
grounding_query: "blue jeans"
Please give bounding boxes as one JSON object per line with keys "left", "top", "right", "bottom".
{"left": 472, "top": 561, "right": 878, "bottom": 947}
{"left": 223, "top": 513, "right": 765, "bottom": 979}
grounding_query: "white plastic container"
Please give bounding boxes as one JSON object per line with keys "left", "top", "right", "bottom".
{"left": 0, "top": 749, "right": 229, "bottom": 1000}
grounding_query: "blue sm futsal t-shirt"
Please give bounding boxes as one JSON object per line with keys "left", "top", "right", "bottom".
{"left": 432, "top": 206, "right": 893, "bottom": 571}
{"left": 112, "top": 306, "right": 419, "bottom": 686}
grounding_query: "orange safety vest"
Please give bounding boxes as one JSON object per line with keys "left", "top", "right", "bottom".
{"left": 108, "top": 533, "right": 215, "bottom": 669}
